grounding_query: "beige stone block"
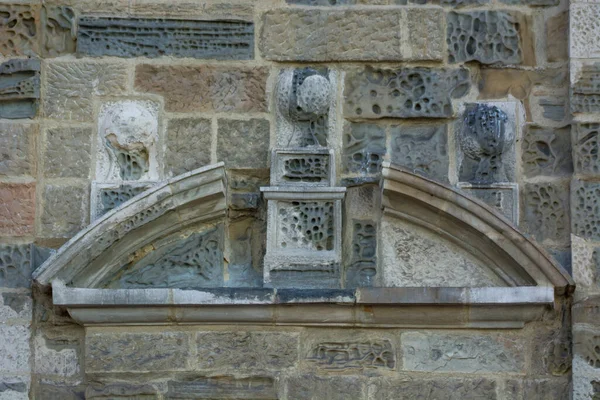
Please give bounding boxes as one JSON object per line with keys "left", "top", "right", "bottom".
{"left": 368, "top": 378, "right": 497, "bottom": 399}
{"left": 0, "top": 182, "right": 35, "bottom": 236}
{"left": 0, "top": 122, "right": 37, "bottom": 177}
{"left": 40, "top": 183, "right": 88, "bottom": 238}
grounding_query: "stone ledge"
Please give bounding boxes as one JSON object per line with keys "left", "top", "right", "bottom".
{"left": 52, "top": 282, "right": 553, "bottom": 328}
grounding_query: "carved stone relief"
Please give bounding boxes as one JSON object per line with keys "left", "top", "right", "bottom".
{"left": 459, "top": 183, "right": 518, "bottom": 224}
{"left": 574, "top": 122, "right": 600, "bottom": 175}
{"left": 0, "top": 4, "right": 39, "bottom": 56}
{"left": 572, "top": 62, "right": 600, "bottom": 113}
{"left": 272, "top": 149, "right": 334, "bottom": 186}
{"left": 41, "top": 6, "right": 76, "bottom": 57}
{"left": 91, "top": 182, "right": 154, "bottom": 220}
{"left": 342, "top": 123, "right": 386, "bottom": 176}
{"left": 522, "top": 125, "right": 572, "bottom": 177}
{"left": 0, "top": 59, "right": 40, "bottom": 119}
{"left": 346, "top": 220, "right": 377, "bottom": 288}
{"left": 307, "top": 340, "right": 395, "bottom": 370}
{"left": 572, "top": 180, "right": 600, "bottom": 241}
{"left": 522, "top": 182, "right": 570, "bottom": 244}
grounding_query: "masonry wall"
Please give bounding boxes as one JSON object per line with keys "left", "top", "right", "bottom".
{"left": 0, "top": 0, "right": 582, "bottom": 398}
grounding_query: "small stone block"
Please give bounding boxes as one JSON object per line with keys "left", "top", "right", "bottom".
{"left": 522, "top": 125, "right": 572, "bottom": 177}
{"left": 44, "top": 126, "right": 92, "bottom": 178}
{"left": 0, "top": 244, "right": 32, "bottom": 288}
{"left": 522, "top": 181, "right": 570, "bottom": 244}
{"left": 572, "top": 63, "right": 600, "bottom": 113}
{"left": 40, "top": 184, "right": 88, "bottom": 238}
{"left": 573, "top": 122, "right": 600, "bottom": 175}
{"left": 459, "top": 183, "right": 518, "bottom": 224}
{"left": 91, "top": 182, "right": 154, "bottom": 221}
{"left": 0, "top": 182, "right": 35, "bottom": 236}
{"left": 166, "top": 118, "right": 211, "bottom": 177}
{"left": 0, "top": 4, "right": 40, "bottom": 56}
{"left": 572, "top": 179, "right": 600, "bottom": 241}
{"left": 0, "top": 59, "right": 40, "bottom": 119}
{"left": 0, "top": 122, "right": 36, "bottom": 176}
{"left": 166, "top": 377, "right": 276, "bottom": 399}
{"left": 271, "top": 149, "right": 334, "bottom": 186}
{"left": 217, "top": 119, "right": 270, "bottom": 169}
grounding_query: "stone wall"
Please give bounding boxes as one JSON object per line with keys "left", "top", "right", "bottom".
{"left": 0, "top": 0, "right": 579, "bottom": 398}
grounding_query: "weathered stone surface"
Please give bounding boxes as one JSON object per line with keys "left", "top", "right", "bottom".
{"left": 260, "top": 8, "right": 443, "bottom": 61}
{"left": 226, "top": 218, "right": 263, "bottom": 288}
{"left": 217, "top": 119, "right": 270, "bottom": 169}
{"left": 0, "top": 325, "right": 30, "bottom": 373}
{"left": 272, "top": 150, "right": 333, "bottom": 186}
{"left": 230, "top": 192, "right": 260, "bottom": 211}
{"left": 459, "top": 184, "right": 517, "bottom": 224}
{"left": 521, "top": 379, "right": 571, "bottom": 400}
{"left": 0, "top": 183, "right": 35, "bottom": 236}
{"left": 78, "top": 17, "right": 254, "bottom": 59}
{"left": 40, "top": 184, "right": 88, "bottom": 238}
{"left": 0, "top": 59, "right": 40, "bottom": 119}
{"left": 44, "top": 61, "right": 128, "bottom": 122}
{"left": 135, "top": 64, "right": 267, "bottom": 113}
{"left": 44, "top": 126, "right": 92, "bottom": 179}
{"left": 368, "top": 378, "right": 497, "bottom": 399}
{"left": 86, "top": 331, "right": 189, "bottom": 372}
{"left": 571, "top": 4, "right": 600, "bottom": 58}
{"left": 342, "top": 123, "right": 385, "bottom": 176}
{"left": 0, "top": 4, "right": 39, "bottom": 56}
{"left": 574, "top": 123, "right": 600, "bottom": 175}
{"left": 539, "top": 97, "right": 567, "bottom": 122}
{"left": 42, "top": 6, "right": 76, "bottom": 57}
{"left": 573, "top": 296, "right": 600, "bottom": 325}
{"left": 166, "top": 377, "right": 276, "bottom": 399}
{"left": 575, "top": 327, "right": 600, "bottom": 369}
{"left": 344, "top": 67, "right": 470, "bottom": 119}
{"left": 499, "top": 0, "right": 557, "bottom": 5}
{"left": 572, "top": 180, "right": 600, "bottom": 241}
{"left": 306, "top": 338, "right": 394, "bottom": 370}
{"left": 346, "top": 220, "right": 378, "bottom": 288}
{"left": 31, "top": 383, "right": 85, "bottom": 400}
{"left": 0, "top": 380, "right": 27, "bottom": 398}
{"left": 447, "top": 11, "right": 525, "bottom": 65}
{"left": 572, "top": 63, "right": 600, "bottom": 113}
{"left": 34, "top": 328, "right": 81, "bottom": 378}
{"left": 93, "top": 183, "right": 152, "bottom": 219}
{"left": 0, "top": 244, "right": 32, "bottom": 288}
{"left": 196, "top": 331, "right": 298, "bottom": 371}
{"left": 522, "top": 181, "right": 570, "bottom": 244}
{"left": 0, "top": 292, "right": 31, "bottom": 321}
{"left": 533, "top": 325, "right": 572, "bottom": 376}
{"left": 0, "top": 122, "right": 36, "bottom": 176}
{"left": 390, "top": 124, "right": 449, "bottom": 183}
{"left": 522, "top": 125, "right": 572, "bottom": 177}
{"left": 286, "top": 375, "right": 364, "bottom": 400}
{"left": 546, "top": 12, "right": 568, "bottom": 62}
{"left": 86, "top": 383, "right": 158, "bottom": 399}
{"left": 166, "top": 118, "right": 211, "bottom": 177}
{"left": 478, "top": 68, "right": 566, "bottom": 105}
{"left": 402, "top": 332, "right": 524, "bottom": 373}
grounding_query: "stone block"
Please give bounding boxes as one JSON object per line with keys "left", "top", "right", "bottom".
{"left": 272, "top": 149, "right": 334, "bottom": 187}
{"left": 44, "top": 126, "right": 92, "bottom": 179}
{"left": 286, "top": 375, "right": 365, "bottom": 400}
{"left": 0, "top": 122, "right": 36, "bottom": 176}
{"left": 344, "top": 66, "right": 470, "bottom": 119}
{"left": 260, "top": 8, "right": 443, "bottom": 61}
{"left": 196, "top": 331, "right": 298, "bottom": 371}
{"left": 91, "top": 182, "right": 154, "bottom": 220}
{"left": 0, "top": 379, "right": 28, "bottom": 399}
{"left": 574, "top": 122, "right": 600, "bottom": 175}
{"left": 217, "top": 119, "right": 270, "bottom": 169}
{"left": 459, "top": 184, "right": 518, "bottom": 224}
{"left": 573, "top": 296, "right": 600, "bottom": 325}
{"left": 0, "top": 4, "right": 39, "bottom": 56}
{"left": 0, "top": 293, "right": 31, "bottom": 322}
{"left": 0, "top": 183, "right": 35, "bottom": 236}
{"left": 346, "top": 220, "right": 378, "bottom": 288}
{"left": 521, "top": 181, "right": 570, "bottom": 244}
{"left": 31, "top": 383, "right": 85, "bottom": 400}
{"left": 499, "top": 0, "right": 558, "bottom": 4}
{"left": 230, "top": 193, "right": 260, "bottom": 211}
{"left": 33, "top": 328, "right": 81, "bottom": 378}
{"left": 41, "top": 6, "right": 76, "bottom": 57}
{"left": 532, "top": 326, "right": 572, "bottom": 376}
{"left": 0, "top": 244, "right": 31, "bottom": 288}
{"left": 572, "top": 63, "right": 600, "bottom": 113}
{"left": 40, "top": 184, "right": 88, "bottom": 238}
{"left": 522, "top": 125, "right": 572, "bottom": 177}
{"left": 0, "top": 59, "right": 41, "bottom": 119}
{"left": 401, "top": 332, "right": 524, "bottom": 373}
{"left": 546, "top": 12, "right": 568, "bottom": 62}
{"left": 571, "top": 4, "right": 600, "bottom": 58}
{"left": 574, "top": 327, "right": 600, "bottom": 369}
{"left": 342, "top": 123, "right": 385, "bottom": 176}
{"left": 390, "top": 123, "right": 449, "bottom": 183}
{"left": 166, "top": 377, "right": 276, "bottom": 399}
{"left": 86, "top": 383, "right": 158, "bottom": 399}
{"left": 572, "top": 180, "right": 600, "bottom": 241}
{"left": 520, "top": 379, "right": 571, "bottom": 400}
{"left": 368, "top": 378, "right": 497, "bottom": 399}
{"left": 78, "top": 17, "right": 254, "bottom": 59}
{"left": 225, "top": 218, "right": 263, "bottom": 288}
{"left": 166, "top": 118, "right": 211, "bottom": 177}
{"left": 539, "top": 97, "right": 567, "bottom": 123}
{"left": 447, "top": 11, "right": 529, "bottom": 65}
{"left": 135, "top": 64, "right": 267, "bottom": 113}
{"left": 86, "top": 331, "right": 189, "bottom": 372}
{"left": 0, "top": 325, "right": 30, "bottom": 373}
{"left": 44, "top": 61, "right": 128, "bottom": 122}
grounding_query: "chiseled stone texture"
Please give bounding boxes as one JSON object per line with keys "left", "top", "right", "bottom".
{"left": 546, "top": 12, "right": 568, "bottom": 62}
{"left": 0, "top": 58, "right": 41, "bottom": 119}
{"left": 402, "top": 332, "right": 524, "bottom": 373}
{"left": 571, "top": 4, "right": 600, "bottom": 58}
{"left": 0, "top": 183, "right": 35, "bottom": 236}
{"left": 166, "top": 118, "right": 212, "bottom": 177}
{"left": 573, "top": 122, "right": 600, "bottom": 174}
{"left": 0, "top": 379, "right": 28, "bottom": 400}
{"left": 135, "top": 64, "right": 267, "bottom": 113}
{"left": 460, "top": 185, "right": 517, "bottom": 224}
{"left": 0, "top": 122, "right": 36, "bottom": 176}
{"left": 390, "top": 123, "right": 449, "bottom": 183}
{"left": 0, "top": 4, "right": 39, "bottom": 56}
{"left": 572, "top": 62, "right": 600, "bottom": 114}
{"left": 40, "top": 184, "right": 88, "bottom": 238}
{"left": 572, "top": 179, "right": 600, "bottom": 241}
{"left": 44, "top": 61, "right": 128, "bottom": 122}
{"left": 342, "top": 122, "right": 386, "bottom": 176}
{"left": 344, "top": 67, "right": 470, "bottom": 119}
{"left": 86, "top": 383, "right": 158, "bottom": 399}
{"left": 41, "top": 6, "right": 76, "bottom": 57}
{"left": 166, "top": 377, "right": 276, "bottom": 399}
{"left": 522, "top": 126, "right": 572, "bottom": 177}
{"left": 196, "top": 331, "right": 298, "bottom": 371}
{"left": 260, "top": 8, "right": 443, "bottom": 61}
{"left": 368, "top": 378, "right": 497, "bottom": 399}
{"left": 31, "top": 383, "right": 85, "bottom": 400}
{"left": 217, "top": 119, "right": 270, "bottom": 169}
{"left": 0, "top": 244, "right": 32, "bottom": 288}
{"left": 286, "top": 375, "right": 365, "bottom": 400}
{"left": 0, "top": 293, "right": 32, "bottom": 322}
{"left": 44, "top": 127, "right": 92, "bottom": 179}
{"left": 521, "top": 181, "right": 570, "bottom": 244}
{"left": 0, "top": 325, "right": 30, "bottom": 374}
{"left": 86, "top": 331, "right": 190, "bottom": 372}
{"left": 33, "top": 329, "right": 81, "bottom": 378}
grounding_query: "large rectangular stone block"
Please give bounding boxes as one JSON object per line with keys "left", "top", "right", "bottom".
{"left": 0, "top": 183, "right": 35, "bottom": 236}
{"left": 0, "top": 4, "right": 40, "bottom": 56}
{"left": 166, "top": 377, "right": 276, "bottom": 399}
{"left": 368, "top": 378, "right": 497, "bottom": 399}
{"left": 0, "top": 122, "right": 36, "bottom": 176}
{"left": 286, "top": 375, "right": 365, "bottom": 400}
{"left": 0, "top": 59, "right": 40, "bottom": 119}
{"left": 78, "top": 17, "right": 254, "bottom": 59}
{"left": 85, "top": 331, "right": 190, "bottom": 372}
{"left": 260, "top": 8, "right": 443, "bottom": 61}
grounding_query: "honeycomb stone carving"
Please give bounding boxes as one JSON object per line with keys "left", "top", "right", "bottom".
{"left": 459, "top": 184, "right": 517, "bottom": 224}
{"left": 92, "top": 183, "right": 153, "bottom": 220}
{"left": 522, "top": 126, "right": 572, "bottom": 178}
{"left": 278, "top": 201, "right": 334, "bottom": 252}
{"left": 572, "top": 63, "right": 600, "bottom": 114}
{"left": 579, "top": 331, "right": 600, "bottom": 369}
{"left": 77, "top": 17, "right": 254, "bottom": 59}
{"left": 272, "top": 149, "right": 333, "bottom": 186}
{"left": 110, "top": 226, "right": 224, "bottom": 288}
{"left": 344, "top": 67, "right": 470, "bottom": 119}
{"left": 0, "top": 4, "right": 39, "bottom": 56}
{"left": 390, "top": 124, "right": 449, "bottom": 183}
{"left": 97, "top": 100, "right": 159, "bottom": 182}
{"left": 0, "top": 59, "right": 40, "bottom": 119}
{"left": 574, "top": 123, "right": 600, "bottom": 175}
{"left": 346, "top": 220, "right": 377, "bottom": 288}
{"left": 0, "top": 244, "right": 32, "bottom": 288}
{"left": 343, "top": 123, "right": 386, "bottom": 176}
{"left": 42, "top": 6, "right": 76, "bottom": 57}
{"left": 447, "top": 11, "right": 522, "bottom": 65}
{"left": 570, "top": 4, "right": 600, "bottom": 59}
{"left": 307, "top": 340, "right": 395, "bottom": 370}
{"left": 522, "top": 182, "right": 569, "bottom": 244}
{"left": 572, "top": 180, "right": 600, "bottom": 241}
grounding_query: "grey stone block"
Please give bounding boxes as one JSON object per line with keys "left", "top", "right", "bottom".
{"left": 166, "top": 377, "right": 276, "bottom": 399}
{"left": 287, "top": 0, "right": 358, "bottom": 4}
{"left": 230, "top": 193, "right": 260, "bottom": 211}
{"left": 368, "top": 378, "right": 497, "bottom": 399}
{"left": 0, "top": 325, "right": 30, "bottom": 373}
{"left": 539, "top": 98, "right": 567, "bottom": 122}
{"left": 32, "top": 383, "right": 85, "bottom": 400}
{"left": 78, "top": 17, "right": 254, "bottom": 59}
{"left": 344, "top": 66, "right": 470, "bottom": 119}
{"left": 217, "top": 119, "right": 270, "bottom": 169}
{"left": 522, "top": 125, "right": 572, "bottom": 177}
{"left": 390, "top": 124, "right": 449, "bottom": 183}
{"left": 0, "top": 244, "right": 32, "bottom": 288}
{"left": 572, "top": 180, "right": 600, "bottom": 241}
{"left": 225, "top": 218, "right": 263, "bottom": 288}
{"left": 166, "top": 118, "right": 211, "bottom": 177}
{"left": 32, "top": 244, "right": 55, "bottom": 270}
{"left": 0, "top": 59, "right": 40, "bottom": 119}
{"left": 92, "top": 182, "right": 153, "bottom": 220}
{"left": 574, "top": 122, "right": 600, "bottom": 175}
{"left": 459, "top": 183, "right": 518, "bottom": 224}
{"left": 86, "top": 383, "right": 157, "bottom": 399}
{"left": 522, "top": 181, "right": 570, "bottom": 244}
{"left": 0, "top": 4, "right": 39, "bottom": 56}
{"left": 272, "top": 149, "right": 334, "bottom": 186}
{"left": 0, "top": 122, "right": 36, "bottom": 176}
{"left": 41, "top": 6, "right": 76, "bottom": 57}
{"left": 40, "top": 184, "right": 89, "bottom": 238}
{"left": 346, "top": 220, "right": 377, "bottom": 288}
{"left": 572, "top": 62, "right": 600, "bottom": 113}
{"left": 306, "top": 339, "right": 394, "bottom": 370}
{"left": 286, "top": 375, "right": 365, "bottom": 400}
{"left": 550, "top": 249, "right": 572, "bottom": 276}
{"left": 447, "top": 11, "right": 524, "bottom": 65}
{"left": 0, "top": 381, "right": 27, "bottom": 393}
{"left": 342, "top": 123, "right": 385, "bottom": 176}
{"left": 44, "top": 126, "right": 92, "bottom": 178}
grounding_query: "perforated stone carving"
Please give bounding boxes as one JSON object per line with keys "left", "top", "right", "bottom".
{"left": 278, "top": 201, "right": 334, "bottom": 252}
{"left": 0, "top": 59, "right": 40, "bottom": 119}
{"left": 344, "top": 67, "right": 470, "bottom": 119}
{"left": 572, "top": 63, "right": 600, "bottom": 114}
{"left": 574, "top": 123, "right": 600, "bottom": 175}
{"left": 459, "top": 184, "right": 518, "bottom": 224}
{"left": 342, "top": 123, "right": 386, "bottom": 176}
{"left": 0, "top": 4, "right": 39, "bottom": 56}
{"left": 571, "top": 4, "right": 600, "bottom": 59}
{"left": 109, "top": 226, "right": 224, "bottom": 288}
{"left": 522, "top": 182, "right": 569, "bottom": 243}
{"left": 522, "top": 126, "right": 572, "bottom": 177}
{"left": 272, "top": 149, "right": 333, "bottom": 186}
{"left": 447, "top": 11, "right": 522, "bottom": 64}
{"left": 78, "top": 17, "right": 254, "bottom": 59}
{"left": 91, "top": 182, "right": 153, "bottom": 220}
{"left": 346, "top": 220, "right": 377, "bottom": 288}
{"left": 42, "top": 6, "right": 76, "bottom": 57}
{"left": 579, "top": 332, "right": 600, "bottom": 368}
{"left": 572, "top": 180, "right": 600, "bottom": 241}
{"left": 0, "top": 244, "right": 31, "bottom": 288}
{"left": 307, "top": 340, "right": 395, "bottom": 370}
{"left": 391, "top": 124, "right": 449, "bottom": 183}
